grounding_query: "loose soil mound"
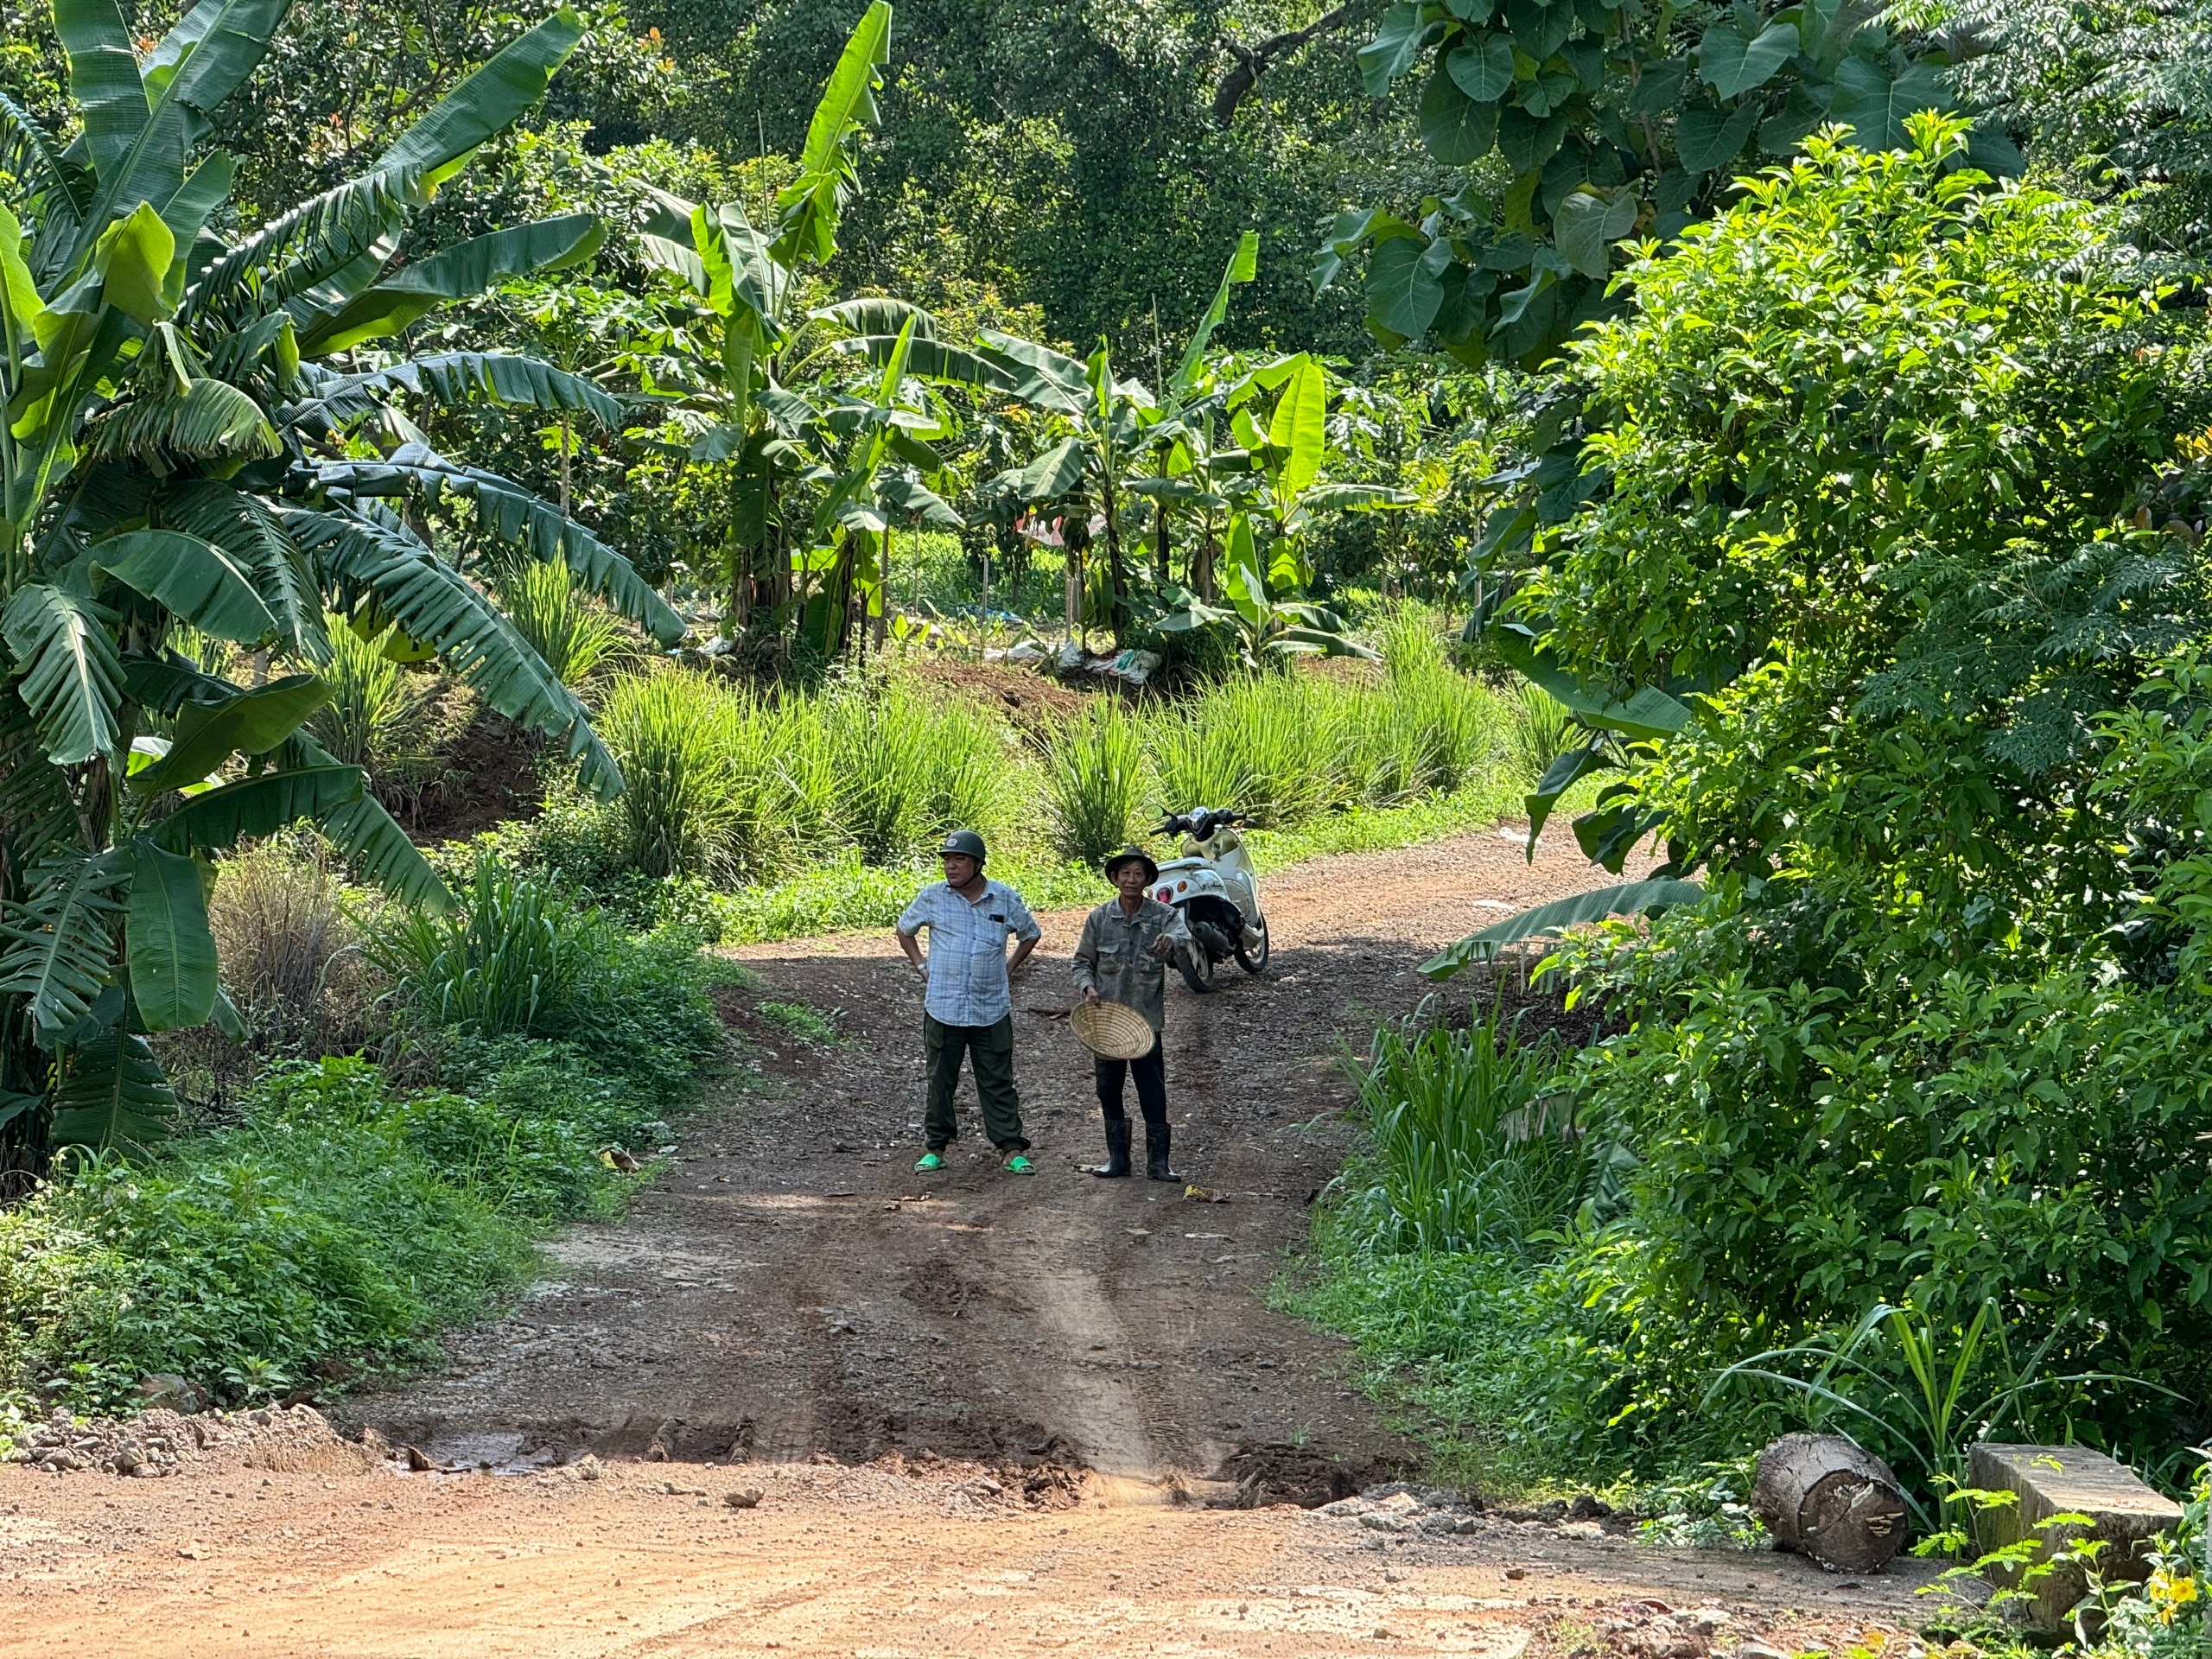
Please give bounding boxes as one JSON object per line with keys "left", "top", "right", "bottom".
{"left": 10, "top": 1403, "right": 378, "bottom": 1480}
{"left": 906, "top": 654, "right": 1095, "bottom": 732}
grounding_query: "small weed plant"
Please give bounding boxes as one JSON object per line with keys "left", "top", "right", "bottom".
{"left": 758, "top": 1001, "right": 839, "bottom": 1043}
{"left": 1708, "top": 1298, "right": 2174, "bottom": 1534}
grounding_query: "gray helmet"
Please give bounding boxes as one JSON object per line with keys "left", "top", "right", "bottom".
{"left": 939, "top": 829, "right": 988, "bottom": 866}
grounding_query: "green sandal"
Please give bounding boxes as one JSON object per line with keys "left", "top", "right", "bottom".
{"left": 1003, "top": 1154, "right": 1036, "bottom": 1175}
{"left": 913, "top": 1151, "right": 945, "bottom": 1173}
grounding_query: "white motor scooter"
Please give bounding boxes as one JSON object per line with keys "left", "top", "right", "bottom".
{"left": 1150, "top": 808, "right": 1270, "bottom": 992}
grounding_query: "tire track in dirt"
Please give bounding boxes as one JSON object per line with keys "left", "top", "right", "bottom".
{"left": 342, "top": 826, "right": 1655, "bottom": 1497}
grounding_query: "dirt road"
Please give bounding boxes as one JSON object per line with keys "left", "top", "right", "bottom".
{"left": 0, "top": 828, "right": 1948, "bottom": 1658}
{"left": 355, "top": 826, "right": 1643, "bottom": 1494}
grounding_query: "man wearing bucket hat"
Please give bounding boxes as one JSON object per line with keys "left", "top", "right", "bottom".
{"left": 896, "top": 830, "right": 1044, "bottom": 1174}
{"left": 1071, "top": 845, "right": 1189, "bottom": 1180}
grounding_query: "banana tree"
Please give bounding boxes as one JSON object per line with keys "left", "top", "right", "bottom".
{"left": 0, "top": 0, "right": 677, "bottom": 1158}
{"left": 967, "top": 332, "right": 1158, "bottom": 639}
{"left": 1223, "top": 352, "right": 1416, "bottom": 587}
{"left": 792, "top": 316, "right": 967, "bottom": 657}
{"left": 635, "top": 1, "right": 893, "bottom": 642}
{"left": 969, "top": 237, "right": 1278, "bottom": 641}
{"left": 1125, "top": 232, "right": 1261, "bottom": 601}
{"left": 1155, "top": 511, "right": 1376, "bottom": 666}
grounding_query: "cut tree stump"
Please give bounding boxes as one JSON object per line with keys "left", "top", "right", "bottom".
{"left": 1751, "top": 1433, "right": 1910, "bottom": 1572}
{"left": 1967, "top": 1443, "right": 2183, "bottom": 1632}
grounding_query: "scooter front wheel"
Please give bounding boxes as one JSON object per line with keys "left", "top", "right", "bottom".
{"left": 1178, "top": 944, "right": 1217, "bottom": 994}
{"left": 1236, "top": 915, "right": 1270, "bottom": 973}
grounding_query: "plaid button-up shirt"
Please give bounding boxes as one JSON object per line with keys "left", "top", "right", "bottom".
{"left": 897, "top": 879, "right": 1041, "bottom": 1027}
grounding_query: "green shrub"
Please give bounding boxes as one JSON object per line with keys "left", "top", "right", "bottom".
{"left": 713, "top": 848, "right": 932, "bottom": 944}
{"left": 0, "top": 914, "right": 728, "bottom": 1415}
{"left": 554, "top": 925, "right": 730, "bottom": 1103}
{"left": 1344, "top": 1007, "right": 1595, "bottom": 1256}
{"left": 498, "top": 560, "right": 628, "bottom": 687}
{"left": 7, "top": 1097, "right": 537, "bottom": 1412}
{"left": 1044, "top": 699, "right": 1149, "bottom": 865}
{"left": 370, "top": 861, "right": 604, "bottom": 1037}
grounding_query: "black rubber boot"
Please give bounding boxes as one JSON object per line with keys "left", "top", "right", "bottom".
{"left": 1088, "top": 1119, "right": 1132, "bottom": 1179}
{"left": 1145, "top": 1123, "right": 1183, "bottom": 1183}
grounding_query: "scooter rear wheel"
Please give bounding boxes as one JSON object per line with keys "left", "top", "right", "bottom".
{"left": 1236, "top": 915, "right": 1270, "bottom": 973}
{"left": 1178, "top": 944, "right": 1217, "bottom": 994}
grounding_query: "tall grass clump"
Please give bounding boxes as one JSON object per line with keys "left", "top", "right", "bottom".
{"left": 599, "top": 669, "right": 751, "bottom": 880}
{"left": 1347, "top": 1007, "right": 1595, "bottom": 1255}
{"left": 1045, "top": 699, "right": 1149, "bottom": 864}
{"left": 208, "top": 842, "right": 378, "bottom": 1054}
{"left": 1152, "top": 672, "right": 1357, "bottom": 823}
{"left": 1509, "top": 682, "right": 1575, "bottom": 783}
{"left": 168, "top": 623, "right": 241, "bottom": 683}
{"left": 1365, "top": 607, "right": 1506, "bottom": 799}
{"left": 308, "top": 616, "right": 431, "bottom": 774}
{"left": 499, "top": 560, "right": 628, "bottom": 687}
{"left": 370, "top": 861, "right": 604, "bottom": 1037}
{"left": 824, "top": 677, "right": 1010, "bottom": 861}
{"left": 1375, "top": 603, "right": 1452, "bottom": 679}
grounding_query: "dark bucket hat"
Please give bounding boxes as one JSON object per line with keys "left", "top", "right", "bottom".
{"left": 1103, "top": 845, "right": 1160, "bottom": 885}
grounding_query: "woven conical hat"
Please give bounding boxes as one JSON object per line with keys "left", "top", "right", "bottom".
{"left": 1070, "top": 998, "right": 1155, "bottom": 1060}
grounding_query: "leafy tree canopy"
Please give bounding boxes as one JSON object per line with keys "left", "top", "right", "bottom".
{"left": 1318, "top": 0, "right": 2015, "bottom": 367}
{"left": 634, "top": 0, "right": 1421, "bottom": 360}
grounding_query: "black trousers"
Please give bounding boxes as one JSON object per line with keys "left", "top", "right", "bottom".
{"left": 1094, "top": 1035, "right": 1167, "bottom": 1128}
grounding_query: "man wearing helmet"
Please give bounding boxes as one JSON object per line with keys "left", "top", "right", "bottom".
{"left": 895, "top": 830, "right": 1044, "bottom": 1174}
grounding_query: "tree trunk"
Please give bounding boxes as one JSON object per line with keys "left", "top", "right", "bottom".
{"left": 833, "top": 533, "right": 859, "bottom": 658}
{"left": 557, "top": 413, "right": 573, "bottom": 516}
{"left": 1154, "top": 503, "right": 1170, "bottom": 582}
{"left": 728, "top": 533, "right": 752, "bottom": 637}
{"left": 1751, "top": 1434, "right": 1909, "bottom": 1572}
{"left": 874, "top": 524, "right": 892, "bottom": 650}
{"left": 1065, "top": 539, "right": 1083, "bottom": 642}
{"left": 1192, "top": 525, "right": 1217, "bottom": 603}
{"left": 1102, "top": 475, "right": 1129, "bottom": 641}
{"left": 764, "top": 481, "right": 791, "bottom": 617}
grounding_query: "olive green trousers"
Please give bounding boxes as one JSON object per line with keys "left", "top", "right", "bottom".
{"left": 922, "top": 1013, "right": 1027, "bottom": 1153}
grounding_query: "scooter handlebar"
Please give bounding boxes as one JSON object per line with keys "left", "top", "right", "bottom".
{"left": 1159, "top": 807, "right": 1251, "bottom": 837}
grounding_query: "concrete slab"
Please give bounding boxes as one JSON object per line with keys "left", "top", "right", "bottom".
{"left": 1967, "top": 1442, "right": 2183, "bottom": 1631}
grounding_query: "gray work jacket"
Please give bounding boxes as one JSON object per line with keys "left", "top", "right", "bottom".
{"left": 1071, "top": 898, "right": 1188, "bottom": 1033}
